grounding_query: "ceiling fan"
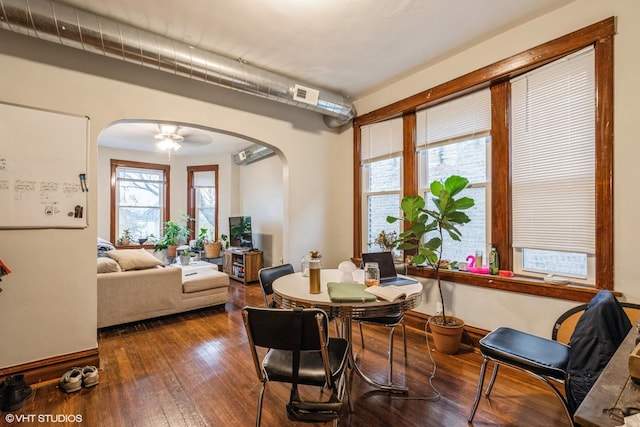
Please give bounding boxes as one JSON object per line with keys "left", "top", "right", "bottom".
{"left": 153, "top": 123, "right": 212, "bottom": 153}
{"left": 155, "top": 124, "right": 184, "bottom": 151}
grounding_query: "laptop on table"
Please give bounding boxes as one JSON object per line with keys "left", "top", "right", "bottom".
{"left": 361, "top": 252, "right": 418, "bottom": 286}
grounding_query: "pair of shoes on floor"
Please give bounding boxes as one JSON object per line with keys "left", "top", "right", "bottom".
{"left": 0, "top": 374, "right": 33, "bottom": 412}
{"left": 59, "top": 366, "right": 99, "bottom": 393}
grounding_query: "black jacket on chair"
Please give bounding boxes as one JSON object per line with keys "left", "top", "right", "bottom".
{"left": 565, "top": 290, "right": 632, "bottom": 415}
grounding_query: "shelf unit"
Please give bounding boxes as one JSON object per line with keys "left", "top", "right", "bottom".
{"left": 223, "top": 249, "right": 263, "bottom": 284}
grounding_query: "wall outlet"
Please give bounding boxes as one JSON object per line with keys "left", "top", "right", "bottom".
{"left": 436, "top": 302, "right": 443, "bottom": 314}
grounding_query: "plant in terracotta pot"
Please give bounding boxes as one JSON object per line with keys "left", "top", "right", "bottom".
{"left": 387, "top": 175, "right": 474, "bottom": 354}
{"left": 154, "top": 215, "right": 193, "bottom": 258}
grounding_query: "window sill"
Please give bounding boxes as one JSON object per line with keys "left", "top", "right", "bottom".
{"left": 407, "top": 266, "right": 607, "bottom": 303}
{"left": 114, "top": 244, "right": 155, "bottom": 250}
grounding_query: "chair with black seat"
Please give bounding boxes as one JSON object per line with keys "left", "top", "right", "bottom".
{"left": 355, "top": 261, "right": 408, "bottom": 385}
{"left": 258, "top": 264, "right": 295, "bottom": 307}
{"left": 242, "top": 306, "right": 351, "bottom": 426}
{"left": 552, "top": 301, "right": 640, "bottom": 344}
{"left": 467, "top": 290, "right": 631, "bottom": 425}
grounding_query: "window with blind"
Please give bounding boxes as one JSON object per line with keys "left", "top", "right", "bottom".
{"left": 416, "top": 89, "right": 491, "bottom": 263}
{"left": 111, "top": 160, "right": 170, "bottom": 244}
{"left": 511, "top": 46, "right": 595, "bottom": 284}
{"left": 361, "top": 117, "right": 403, "bottom": 256}
{"left": 187, "top": 165, "right": 218, "bottom": 241}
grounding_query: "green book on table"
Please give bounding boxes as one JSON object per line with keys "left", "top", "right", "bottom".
{"left": 327, "top": 282, "right": 377, "bottom": 302}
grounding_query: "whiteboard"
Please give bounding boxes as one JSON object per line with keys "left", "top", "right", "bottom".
{"left": 0, "top": 102, "right": 89, "bottom": 229}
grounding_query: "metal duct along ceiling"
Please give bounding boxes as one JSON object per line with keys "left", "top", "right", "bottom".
{"left": 233, "top": 145, "right": 276, "bottom": 166}
{"left": 0, "top": 0, "right": 356, "bottom": 128}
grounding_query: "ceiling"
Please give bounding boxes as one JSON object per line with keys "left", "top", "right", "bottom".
{"left": 61, "top": 0, "right": 576, "bottom": 155}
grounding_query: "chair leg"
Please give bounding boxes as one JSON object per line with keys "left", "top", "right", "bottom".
{"left": 387, "top": 326, "right": 396, "bottom": 384}
{"left": 359, "top": 322, "right": 365, "bottom": 349}
{"left": 485, "top": 362, "right": 500, "bottom": 397}
{"left": 468, "top": 356, "right": 489, "bottom": 423}
{"left": 401, "top": 320, "right": 407, "bottom": 361}
{"left": 256, "top": 380, "right": 267, "bottom": 427}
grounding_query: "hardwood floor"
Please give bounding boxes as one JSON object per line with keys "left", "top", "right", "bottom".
{"left": 4, "top": 281, "right": 571, "bottom": 426}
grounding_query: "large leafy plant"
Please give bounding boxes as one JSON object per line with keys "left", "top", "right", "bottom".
{"left": 387, "top": 175, "right": 474, "bottom": 325}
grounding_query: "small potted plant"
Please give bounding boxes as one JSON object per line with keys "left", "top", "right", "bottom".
{"left": 387, "top": 175, "right": 474, "bottom": 354}
{"left": 154, "top": 215, "right": 193, "bottom": 257}
{"left": 178, "top": 249, "right": 193, "bottom": 266}
{"left": 119, "top": 228, "right": 133, "bottom": 246}
{"left": 368, "top": 230, "right": 399, "bottom": 258}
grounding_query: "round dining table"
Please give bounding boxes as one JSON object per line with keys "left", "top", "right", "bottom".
{"left": 272, "top": 269, "right": 423, "bottom": 393}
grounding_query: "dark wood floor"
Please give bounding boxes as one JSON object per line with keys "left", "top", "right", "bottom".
{"left": 5, "top": 281, "right": 571, "bottom": 426}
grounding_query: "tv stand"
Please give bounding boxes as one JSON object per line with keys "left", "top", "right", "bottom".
{"left": 223, "top": 248, "right": 263, "bottom": 284}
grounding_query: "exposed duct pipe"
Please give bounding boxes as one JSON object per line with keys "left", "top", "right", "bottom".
{"left": 233, "top": 144, "right": 276, "bottom": 166}
{"left": 0, "top": 0, "right": 356, "bottom": 128}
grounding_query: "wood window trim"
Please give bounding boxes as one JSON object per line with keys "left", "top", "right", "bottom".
{"left": 110, "top": 159, "right": 171, "bottom": 247}
{"left": 352, "top": 17, "right": 615, "bottom": 303}
{"left": 186, "top": 165, "right": 219, "bottom": 241}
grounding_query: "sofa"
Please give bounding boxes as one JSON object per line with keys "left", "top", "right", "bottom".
{"left": 97, "top": 249, "right": 229, "bottom": 328}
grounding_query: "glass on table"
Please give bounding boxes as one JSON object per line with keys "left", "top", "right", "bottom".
{"left": 364, "top": 262, "right": 380, "bottom": 287}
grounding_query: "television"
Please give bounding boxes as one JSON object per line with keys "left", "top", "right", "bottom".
{"left": 229, "top": 216, "right": 253, "bottom": 249}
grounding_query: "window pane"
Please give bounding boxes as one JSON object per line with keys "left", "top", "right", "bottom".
{"left": 367, "top": 194, "right": 401, "bottom": 256}
{"left": 118, "top": 181, "right": 161, "bottom": 207}
{"left": 421, "top": 137, "right": 488, "bottom": 187}
{"left": 367, "top": 157, "right": 401, "bottom": 192}
{"left": 114, "top": 163, "right": 167, "bottom": 242}
{"left": 118, "top": 207, "right": 161, "bottom": 240}
{"left": 522, "top": 248, "right": 587, "bottom": 278}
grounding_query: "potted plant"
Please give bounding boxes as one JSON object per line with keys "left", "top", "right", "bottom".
{"left": 178, "top": 249, "right": 193, "bottom": 266}
{"left": 203, "top": 233, "right": 223, "bottom": 259}
{"left": 154, "top": 216, "right": 193, "bottom": 257}
{"left": 119, "top": 228, "right": 133, "bottom": 246}
{"left": 220, "top": 233, "right": 229, "bottom": 249}
{"left": 387, "top": 175, "right": 474, "bottom": 354}
{"left": 368, "top": 230, "right": 399, "bottom": 259}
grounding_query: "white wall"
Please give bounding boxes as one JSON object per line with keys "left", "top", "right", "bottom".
{"left": 354, "top": 0, "right": 640, "bottom": 336}
{"left": 0, "top": 31, "right": 351, "bottom": 368}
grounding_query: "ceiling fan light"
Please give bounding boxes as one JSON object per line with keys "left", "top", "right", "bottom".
{"left": 157, "top": 138, "right": 176, "bottom": 150}
{"left": 159, "top": 124, "right": 179, "bottom": 134}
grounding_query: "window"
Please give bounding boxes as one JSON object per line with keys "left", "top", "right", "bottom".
{"left": 187, "top": 165, "right": 218, "bottom": 241}
{"left": 353, "top": 18, "right": 614, "bottom": 301}
{"left": 361, "top": 118, "right": 403, "bottom": 255}
{"left": 511, "top": 47, "right": 595, "bottom": 284}
{"left": 110, "top": 160, "right": 170, "bottom": 245}
{"left": 416, "top": 89, "right": 491, "bottom": 264}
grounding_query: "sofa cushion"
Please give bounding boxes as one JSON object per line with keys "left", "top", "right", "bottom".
{"left": 97, "top": 257, "right": 121, "bottom": 273}
{"left": 183, "top": 268, "right": 229, "bottom": 293}
{"left": 106, "top": 249, "right": 164, "bottom": 271}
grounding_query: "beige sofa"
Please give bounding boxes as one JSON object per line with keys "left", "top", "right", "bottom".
{"left": 97, "top": 251, "right": 229, "bottom": 328}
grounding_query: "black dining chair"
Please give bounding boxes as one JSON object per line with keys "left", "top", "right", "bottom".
{"left": 242, "top": 306, "right": 351, "bottom": 426}
{"left": 354, "top": 261, "right": 408, "bottom": 385}
{"left": 258, "top": 264, "right": 295, "bottom": 307}
{"left": 467, "top": 290, "right": 631, "bottom": 425}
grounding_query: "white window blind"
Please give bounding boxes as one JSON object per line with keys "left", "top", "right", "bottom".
{"left": 361, "top": 117, "right": 403, "bottom": 163}
{"left": 416, "top": 88, "right": 491, "bottom": 148}
{"left": 511, "top": 46, "right": 595, "bottom": 254}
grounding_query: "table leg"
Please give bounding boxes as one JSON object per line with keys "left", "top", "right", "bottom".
{"left": 343, "top": 317, "right": 408, "bottom": 394}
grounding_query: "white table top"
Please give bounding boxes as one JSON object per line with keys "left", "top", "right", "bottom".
{"left": 272, "top": 269, "right": 423, "bottom": 318}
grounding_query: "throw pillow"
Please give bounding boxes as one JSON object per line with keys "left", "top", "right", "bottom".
{"left": 97, "top": 257, "right": 121, "bottom": 274}
{"left": 97, "top": 237, "right": 116, "bottom": 257}
{"left": 106, "top": 249, "right": 164, "bottom": 271}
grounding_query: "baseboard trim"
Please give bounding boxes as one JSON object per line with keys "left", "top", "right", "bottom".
{"left": 404, "top": 311, "right": 489, "bottom": 351}
{"left": 0, "top": 348, "right": 99, "bottom": 385}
